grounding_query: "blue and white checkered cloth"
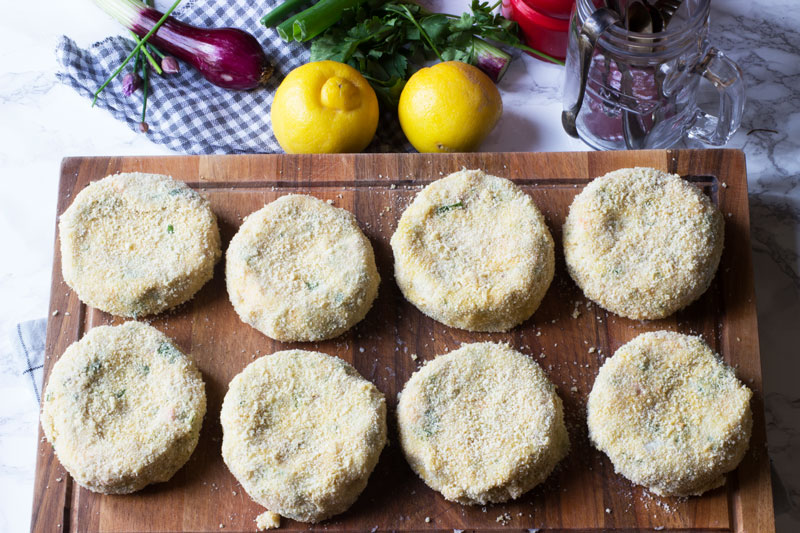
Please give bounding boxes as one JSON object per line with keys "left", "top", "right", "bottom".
{"left": 55, "top": 0, "right": 411, "bottom": 154}
{"left": 11, "top": 319, "right": 47, "bottom": 405}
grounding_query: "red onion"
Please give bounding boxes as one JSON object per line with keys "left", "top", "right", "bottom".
{"left": 94, "top": 0, "right": 272, "bottom": 90}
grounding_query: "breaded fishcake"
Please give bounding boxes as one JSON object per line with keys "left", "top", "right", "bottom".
{"left": 397, "top": 342, "right": 569, "bottom": 504}
{"left": 587, "top": 331, "right": 752, "bottom": 496}
{"left": 221, "top": 350, "right": 387, "bottom": 523}
{"left": 226, "top": 194, "right": 380, "bottom": 342}
{"left": 59, "top": 172, "right": 221, "bottom": 317}
{"left": 41, "top": 322, "right": 206, "bottom": 494}
{"left": 563, "top": 167, "right": 723, "bottom": 319}
{"left": 391, "top": 169, "right": 554, "bottom": 331}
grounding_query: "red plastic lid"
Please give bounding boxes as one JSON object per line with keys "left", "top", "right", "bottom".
{"left": 518, "top": 0, "right": 574, "bottom": 19}
{"left": 502, "top": 0, "right": 571, "bottom": 62}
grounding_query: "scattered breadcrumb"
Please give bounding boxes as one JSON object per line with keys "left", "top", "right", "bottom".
{"left": 496, "top": 512, "right": 512, "bottom": 525}
{"left": 255, "top": 511, "right": 281, "bottom": 530}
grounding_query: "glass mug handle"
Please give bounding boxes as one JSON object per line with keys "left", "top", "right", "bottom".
{"left": 686, "top": 47, "right": 746, "bottom": 146}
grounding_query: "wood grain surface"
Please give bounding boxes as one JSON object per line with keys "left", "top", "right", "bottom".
{"left": 31, "top": 150, "right": 774, "bottom": 533}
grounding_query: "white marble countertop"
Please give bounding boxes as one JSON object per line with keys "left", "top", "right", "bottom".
{"left": 1, "top": 0, "right": 798, "bottom": 531}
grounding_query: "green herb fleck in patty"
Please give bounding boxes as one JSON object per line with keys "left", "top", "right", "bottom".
{"left": 435, "top": 201, "right": 464, "bottom": 215}
{"left": 158, "top": 342, "right": 182, "bottom": 364}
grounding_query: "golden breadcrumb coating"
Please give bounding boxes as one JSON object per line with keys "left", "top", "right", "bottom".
{"left": 41, "top": 322, "right": 206, "bottom": 494}
{"left": 391, "top": 169, "right": 554, "bottom": 331}
{"left": 397, "top": 342, "right": 568, "bottom": 504}
{"left": 226, "top": 194, "right": 379, "bottom": 342}
{"left": 59, "top": 172, "right": 221, "bottom": 318}
{"left": 221, "top": 350, "right": 387, "bottom": 523}
{"left": 563, "top": 167, "right": 723, "bottom": 319}
{"left": 588, "top": 331, "right": 752, "bottom": 496}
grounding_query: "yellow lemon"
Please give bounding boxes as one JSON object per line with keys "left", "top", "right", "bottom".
{"left": 398, "top": 61, "right": 502, "bottom": 153}
{"left": 271, "top": 61, "right": 379, "bottom": 153}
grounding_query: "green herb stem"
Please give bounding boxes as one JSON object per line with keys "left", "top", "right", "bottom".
{"left": 130, "top": 31, "right": 163, "bottom": 74}
{"left": 141, "top": 53, "right": 149, "bottom": 122}
{"left": 133, "top": 47, "right": 143, "bottom": 74}
{"left": 277, "top": 0, "right": 366, "bottom": 42}
{"left": 436, "top": 201, "right": 464, "bottom": 214}
{"left": 396, "top": 4, "right": 442, "bottom": 60}
{"left": 506, "top": 41, "right": 564, "bottom": 65}
{"left": 261, "top": 0, "right": 313, "bottom": 27}
{"left": 276, "top": 12, "right": 301, "bottom": 40}
{"left": 92, "top": 0, "right": 182, "bottom": 105}
{"left": 146, "top": 43, "right": 166, "bottom": 59}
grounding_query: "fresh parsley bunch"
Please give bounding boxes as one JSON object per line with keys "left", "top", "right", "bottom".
{"left": 264, "top": 0, "right": 563, "bottom": 107}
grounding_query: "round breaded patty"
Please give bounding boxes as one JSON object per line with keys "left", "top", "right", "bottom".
{"left": 221, "top": 350, "right": 387, "bottom": 523}
{"left": 59, "top": 172, "right": 222, "bottom": 318}
{"left": 587, "top": 331, "right": 752, "bottom": 496}
{"left": 390, "top": 170, "right": 555, "bottom": 332}
{"left": 563, "top": 167, "right": 723, "bottom": 320}
{"left": 40, "top": 322, "right": 206, "bottom": 494}
{"left": 226, "top": 195, "right": 380, "bottom": 342}
{"left": 397, "top": 342, "right": 569, "bottom": 504}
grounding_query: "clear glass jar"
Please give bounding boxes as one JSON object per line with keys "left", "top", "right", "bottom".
{"left": 562, "top": 0, "right": 745, "bottom": 150}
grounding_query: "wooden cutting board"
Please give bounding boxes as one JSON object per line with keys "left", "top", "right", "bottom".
{"left": 31, "top": 150, "right": 774, "bottom": 533}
